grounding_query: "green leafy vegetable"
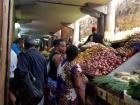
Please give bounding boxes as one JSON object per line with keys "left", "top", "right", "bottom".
{"left": 127, "top": 79, "right": 140, "bottom": 101}
{"left": 93, "top": 75, "right": 129, "bottom": 93}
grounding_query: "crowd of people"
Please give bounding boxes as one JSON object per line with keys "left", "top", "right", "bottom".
{"left": 9, "top": 36, "right": 88, "bottom": 105}
{"left": 9, "top": 26, "right": 102, "bottom": 105}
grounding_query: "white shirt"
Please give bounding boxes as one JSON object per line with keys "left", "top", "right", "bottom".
{"left": 10, "top": 49, "right": 18, "bottom": 78}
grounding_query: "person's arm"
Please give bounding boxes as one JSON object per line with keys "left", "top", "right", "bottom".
{"left": 52, "top": 54, "right": 62, "bottom": 69}
{"left": 84, "top": 35, "right": 92, "bottom": 45}
{"left": 98, "top": 34, "right": 103, "bottom": 44}
{"left": 74, "top": 70, "right": 86, "bottom": 105}
{"left": 9, "top": 90, "right": 16, "bottom": 105}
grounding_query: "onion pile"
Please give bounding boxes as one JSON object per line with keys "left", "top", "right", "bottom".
{"left": 80, "top": 50, "right": 127, "bottom": 76}
{"left": 76, "top": 44, "right": 107, "bottom": 63}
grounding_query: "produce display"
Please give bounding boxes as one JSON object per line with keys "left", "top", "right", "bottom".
{"left": 114, "top": 72, "right": 139, "bottom": 82}
{"left": 119, "top": 33, "right": 140, "bottom": 48}
{"left": 116, "top": 47, "right": 136, "bottom": 58}
{"left": 115, "top": 33, "right": 140, "bottom": 58}
{"left": 76, "top": 44, "right": 107, "bottom": 64}
{"left": 127, "top": 33, "right": 140, "bottom": 47}
{"left": 80, "top": 49, "right": 126, "bottom": 76}
{"left": 77, "top": 33, "right": 140, "bottom": 77}
{"left": 127, "top": 79, "right": 140, "bottom": 101}
{"left": 93, "top": 75, "right": 129, "bottom": 93}
{"left": 93, "top": 75, "right": 114, "bottom": 85}
{"left": 81, "top": 42, "right": 99, "bottom": 48}
{"left": 133, "top": 70, "right": 140, "bottom": 75}
{"left": 77, "top": 33, "right": 140, "bottom": 104}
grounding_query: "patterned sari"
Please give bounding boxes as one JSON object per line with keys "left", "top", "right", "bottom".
{"left": 57, "top": 60, "right": 84, "bottom": 105}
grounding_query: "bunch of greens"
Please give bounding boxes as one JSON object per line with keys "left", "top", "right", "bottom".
{"left": 93, "top": 75, "right": 115, "bottom": 85}
{"left": 93, "top": 75, "right": 129, "bottom": 93}
{"left": 108, "top": 80, "right": 129, "bottom": 93}
{"left": 127, "top": 79, "right": 140, "bottom": 101}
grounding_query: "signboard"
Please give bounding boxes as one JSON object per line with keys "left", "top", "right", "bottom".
{"left": 79, "top": 17, "right": 97, "bottom": 39}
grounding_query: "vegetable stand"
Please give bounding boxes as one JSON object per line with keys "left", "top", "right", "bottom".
{"left": 86, "top": 52, "right": 140, "bottom": 105}
{"left": 109, "top": 52, "right": 140, "bottom": 75}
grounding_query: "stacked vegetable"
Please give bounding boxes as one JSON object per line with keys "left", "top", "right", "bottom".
{"left": 127, "top": 33, "right": 140, "bottom": 47}
{"left": 80, "top": 49, "right": 125, "bottom": 76}
{"left": 76, "top": 44, "right": 107, "bottom": 64}
{"left": 77, "top": 34, "right": 140, "bottom": 76}
{"left": 114, "top": 33, "right": 140, "bottom": 58}
{"left": 127, "top": 79, "right": 140, "bottom": 101}
{"left": 81, "top": 42, "right": 99, "bottom": 48}
{"left": 93, "top": 75, "right": 129, "bottom": 93}
{"left": 116, "top": 47, "right": 135, "bottom": 58}
{"left": 114, "top": 72, "right": 138, "bottom": 81}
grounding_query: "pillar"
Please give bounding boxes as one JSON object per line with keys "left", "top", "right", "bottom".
{"left": 105, "top": 0, "right": 116, "bottom": 39}
{"left": 0, "top": 0, "right": 10, "bottom": 104}
{"left": 97, "top": 14, "right": 105, "bottom": 36}
{"left": 5, "top": 0, "right": 15, "bottom": 104}
{"left": 73, "top": 21, "right": 80, "bottom": 46}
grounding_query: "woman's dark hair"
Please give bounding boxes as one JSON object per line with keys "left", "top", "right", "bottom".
{"left": 13, "top": 38, "right": 24, "bottom": 44}
{"left": 66, "top": 45, "right": 78, "bottom": 61}
{"left": 53, "top": 39, "right": 64, "bottom": 47}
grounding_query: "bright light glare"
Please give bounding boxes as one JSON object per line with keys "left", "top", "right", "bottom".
{"left": 18, "top": 33, "right": 21, "bottom": 38}
{"left": 15, "top": 23, "right": 20, "bottom": 29}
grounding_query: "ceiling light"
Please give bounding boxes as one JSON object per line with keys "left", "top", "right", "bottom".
{"left": 15, "top": 23, "right": 20, "bottom": 29}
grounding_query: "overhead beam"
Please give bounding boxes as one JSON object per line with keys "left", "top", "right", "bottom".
{"left": 38, "top": 0, "right": 83, "bottom": 7}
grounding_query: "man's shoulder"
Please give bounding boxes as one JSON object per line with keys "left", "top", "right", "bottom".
{"left": 49, "top": 51, "right": 59, "bottom": 57}
{"left": 18, "top": 52, "right": 27, "bottom": 58}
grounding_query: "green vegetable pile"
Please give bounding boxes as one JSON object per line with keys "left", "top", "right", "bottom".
{"left": 93, "top": 76, "right": 114, "bottom": 85}
{"left": 127, "top": 79, "right": 140, "bottom": 101}
{"left": 108, "top": 80, "right": 129, "bottom": 93}
{"left": 93, "top": 76, "right": 129, "bottom": 93}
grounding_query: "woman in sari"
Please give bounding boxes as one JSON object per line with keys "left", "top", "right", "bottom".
{"left": 57, "top": 45, "right": 87, "bottom": 105}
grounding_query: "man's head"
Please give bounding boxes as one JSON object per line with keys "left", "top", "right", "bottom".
{"left": 92, "top": 26, "right": 97, "bottom": 33}
{"left": 24, "top": 37, "right": 36, "bottom": 50}
{"left": 53, "top": 39, "right": 66, "bottom": 54}
{"left": 14, "top": 38, "right": 24, "bottom": 48}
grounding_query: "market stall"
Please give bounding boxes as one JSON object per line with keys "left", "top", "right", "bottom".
{"left": 77, "top": 33, "right": 140, "bottom": 105}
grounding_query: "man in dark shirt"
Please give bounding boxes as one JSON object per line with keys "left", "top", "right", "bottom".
{"left": 85, "top": 26, "right": 103, "bottom": 44}
{"left": 46, "top": 39, "right": 66, "bottom": 105}
{"left": 48, "top": 39, "right": 66, "bottom": 80}
{"left": 14, "top": 37, "right": 47, "bottom": 105}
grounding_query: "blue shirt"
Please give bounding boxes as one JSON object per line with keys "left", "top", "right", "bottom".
{"left": 15, "top": 48, "right": 47, "bottom": 88}
{"left": 11, "top": 43, "right": 21, "bottom": 56}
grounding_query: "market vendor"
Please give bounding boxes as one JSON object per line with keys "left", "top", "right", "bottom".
{"left": 84, "top": 26, "right": 103, "bottom": 44}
